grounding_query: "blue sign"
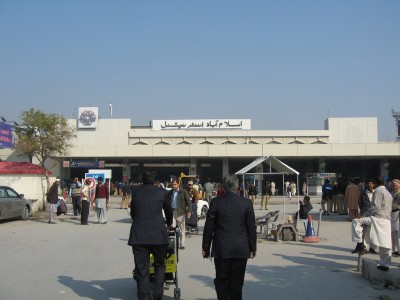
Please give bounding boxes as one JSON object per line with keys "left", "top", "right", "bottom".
{"left": 85, "top": 173, "right": 105, "bottom": 181}
{"left": 0, "top": 122, "right": 14, "bottom": 148}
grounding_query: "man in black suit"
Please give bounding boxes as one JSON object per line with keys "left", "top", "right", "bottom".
{"left": 128, "top": 170, "right": 173, "bottom": 300}
{"left": 202, "top": 174, "right": 257, "bottom": 300}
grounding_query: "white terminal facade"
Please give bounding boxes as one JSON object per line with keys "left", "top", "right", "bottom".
{"left": 53, "top": 109, "right": 400, "bottom": 189}
{"left": 2, "top": 109, "right": 399, "bottom": 191}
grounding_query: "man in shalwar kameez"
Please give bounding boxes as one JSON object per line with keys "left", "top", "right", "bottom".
{"left": 94, "top": 177, "right": 110, "bottom": 224}
{"left": 351, "top": 176, "right": 393, "bottom": 271}
{"left": 345, "top": 178, "right": 361, "bottom": 221}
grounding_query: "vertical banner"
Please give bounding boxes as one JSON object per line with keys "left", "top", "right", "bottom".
{"left": 0, "top": 122, "right": 14, "bottom": 148}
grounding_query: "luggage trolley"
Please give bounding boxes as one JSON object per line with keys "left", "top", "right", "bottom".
{"left": 185, "top": 203, "right": 198, "bottom": 237}
{"left": 138, "top": 229, "right": 180, "bottom": 300}
{"left": 162, "top": 229, "right": 181, "bottom": 299}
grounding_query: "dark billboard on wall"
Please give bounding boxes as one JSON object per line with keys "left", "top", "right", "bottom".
{"left": 63, "top": 160, "right": 105, "bottom": 168}
{"left": 0, "top": 122, "right": 14, "bottom": 148}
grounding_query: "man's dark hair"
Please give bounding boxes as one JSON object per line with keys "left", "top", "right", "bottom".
{"left": 222, "top": 174, "right": 239, "bottom": 192}
{"left": 366, "top": 178, "right": 375, "bottom": 184}
{"left": 142, "top": 169, "right": 156, "bottom": 185}
{"left": 374, "top": 176, "right": 384, "bottom": 186}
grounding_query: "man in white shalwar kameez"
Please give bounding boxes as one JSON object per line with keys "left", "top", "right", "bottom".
{"left": 351, "top": 176, "right": 393, "bottom": 271}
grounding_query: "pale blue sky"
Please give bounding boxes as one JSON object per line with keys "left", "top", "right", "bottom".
{"left": 0, "top": 1, "right": 399, "bottom": 141}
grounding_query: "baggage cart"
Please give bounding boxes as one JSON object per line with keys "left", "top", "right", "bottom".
{"left": 185, "top": 203, "right": 198, "bottom": 237}
{"left": 133, "top": 229, "right": 181, "bottom": 299}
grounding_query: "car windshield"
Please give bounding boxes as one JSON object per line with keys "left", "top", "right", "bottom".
{"left": 6, "top": 188, "right": 19, "bottom": 198}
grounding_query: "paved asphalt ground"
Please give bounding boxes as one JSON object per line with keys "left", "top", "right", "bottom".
{"left": 1, "top": 195, "right": 399, "bottom": 300}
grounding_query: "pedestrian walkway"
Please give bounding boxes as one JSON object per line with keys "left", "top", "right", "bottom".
{"left": 0, "top": 196, "right": 399, "bottom": 299}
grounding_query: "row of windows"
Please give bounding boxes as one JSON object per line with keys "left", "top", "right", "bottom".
{"left": 131, "top": 138, "right": 327, "bottom": 146}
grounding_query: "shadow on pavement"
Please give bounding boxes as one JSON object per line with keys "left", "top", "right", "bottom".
{"left": 58, "top": 275, "right": 177, "bottom": 300}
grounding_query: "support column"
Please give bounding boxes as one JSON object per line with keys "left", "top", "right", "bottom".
{"left": 222, "top": 158, "right": 229, "bottom": 177}
{"left": 190, "top": 158, "right": 197, "bottom": 176}
{"left": 391, "top": 108, "right": 400, "bottom": 142}
{"left": 255, "top": 163, "right": 263, "bottom": 197}
{"left": 380, "top": 159, "right": 390, "bottom": 179}
{"left": 122, "top": 160, "right": 131, "bottom": 182}
{"left": 319, "top": 158, "right": 326, "bottom": 173}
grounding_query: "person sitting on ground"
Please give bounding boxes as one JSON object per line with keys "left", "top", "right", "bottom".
{"left": 296, "top": 196, "right": 313, "bottom": 220}
{"left": 56, "top": 197, "right": 68, "bottom": 216}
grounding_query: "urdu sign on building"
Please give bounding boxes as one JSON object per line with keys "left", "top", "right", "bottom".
{"left": 152, "top": 119, "right": 251, "bottom": 130}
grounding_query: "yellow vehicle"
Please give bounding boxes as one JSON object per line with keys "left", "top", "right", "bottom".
{"left": 178, "top": 173, "right": 209, "bottom": 220}
{"left": 178, "top": 173, "right": 203, "bottom": 199}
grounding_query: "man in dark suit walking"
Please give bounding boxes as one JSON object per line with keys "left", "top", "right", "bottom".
{"left": 128, "top": 170, "right": 173, "bottom": 300}
{"left": 202, "top": 174, "right": 257, "bottom": 300}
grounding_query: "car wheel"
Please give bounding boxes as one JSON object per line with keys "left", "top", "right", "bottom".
{"left": 21, "top": 206, "right": 30, "bottom": 220}
{"left": 200, "top": 205, "right": 208, "bottom": 219}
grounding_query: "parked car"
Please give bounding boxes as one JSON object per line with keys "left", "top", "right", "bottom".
{"left": 0, "top": 186, "right": 32, "bottom": 221}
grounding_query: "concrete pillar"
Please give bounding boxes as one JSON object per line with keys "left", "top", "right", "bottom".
{"left": 256, "top": 163, "right": 263, "bottom": 196}
{"left": 380, "top": 159, "right": 390, "bottom": 178}
{"left": 190, "top": 158, "right": 197, "bottom": 175}
{"left": 222, "top": 158, "right": 229, "bottom": 177}
{"left": 319, "top": 158, "right": 326, "bottom": 173}
{"left": 122, "top": 160, "right": 131, "bottom": 182}
{"left": 391, "top": 108, "right": 400, "bottom": 142}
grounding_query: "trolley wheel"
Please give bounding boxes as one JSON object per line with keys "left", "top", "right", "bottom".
{"left": 174, "top": 288, "right": 181, "bottom": 300}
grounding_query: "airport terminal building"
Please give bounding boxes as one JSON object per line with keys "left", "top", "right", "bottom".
{"left": 57, "top": 108, "right": 400, "bottom": 187}
{"left": 2, "top": 107, "right": 400, "bottom": 192}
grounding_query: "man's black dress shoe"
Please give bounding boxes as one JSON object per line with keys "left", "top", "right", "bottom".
{"left": 351, "top": 243, "right": 365, "bottom": 254}
{"left": 377, "top": 265, "right": 389, "bottom": 272}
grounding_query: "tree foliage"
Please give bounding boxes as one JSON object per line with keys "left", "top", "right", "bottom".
{"left": 14, "top": 108, "right": 76, "bottom": 167}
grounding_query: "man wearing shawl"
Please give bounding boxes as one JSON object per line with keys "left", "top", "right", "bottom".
{"left": 351, "top": 176, "right": 393, "bottom": 271}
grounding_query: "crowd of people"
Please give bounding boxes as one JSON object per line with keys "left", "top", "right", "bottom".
{"left": 47, "top": 176, "right": 110, "bottom": 226}
{"left": 317, "top": 175, "right": 400, "bottom": 271}
{"left": 44, "top": 173, "right": 400, "bottom": 298}
{"left": 348, "top": 176, "right": 400, "bottom": 272}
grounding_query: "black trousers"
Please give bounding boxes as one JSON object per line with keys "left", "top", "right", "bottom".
{"left": 72, "top": 196, "right": 81, "bottom": 215}
{"left": 132, "top": 244, "right": 166, "bottom": 300}
{"left": 81, "top": 200, "right": 89, "bottom": 225}
{"left": 214, "top": 258, "right": 248, "bottom": 300}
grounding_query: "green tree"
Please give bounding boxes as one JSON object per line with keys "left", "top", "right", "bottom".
{"left": 14, "top": 108, "right": 76, "bottom": 209}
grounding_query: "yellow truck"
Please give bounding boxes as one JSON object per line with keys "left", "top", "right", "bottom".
{"left": 178, "top": 173, "right": 203, "bottom": 199}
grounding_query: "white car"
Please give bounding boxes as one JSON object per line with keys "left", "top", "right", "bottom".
{"left": 129, "top": 192, "right": 209, "bottom": 220}
{"left": 196, "top": 199, "right": 209, "bottom": 219}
